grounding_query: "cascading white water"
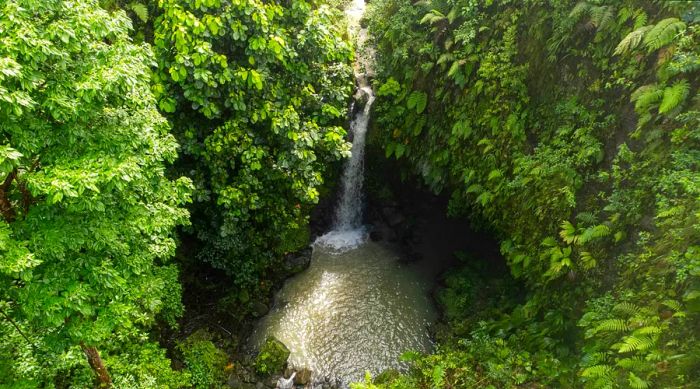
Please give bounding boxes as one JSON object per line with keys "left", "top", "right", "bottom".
{"left": 316, "top": 0, "right": 376, "bottom": 253}
{"left": 334, "top": 87, "right": 374, "bottom": 231}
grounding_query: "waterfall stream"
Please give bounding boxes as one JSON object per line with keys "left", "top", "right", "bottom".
{"left": 249, "top": 1, "right": 436, "bottom": 386}
{"left": 315, "top": 0, "right": 376, "bottom": 253}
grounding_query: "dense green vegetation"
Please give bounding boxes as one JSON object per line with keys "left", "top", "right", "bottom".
{"left": 2, "top": 0, "right": 699, "bottom": 387}
{"left": 153, "top": 0, "right": 353, "bottom": 297}
{"left": 0, "top": 0, "right": 191, "bottom": 386}
{"left": 0, "top": 0, "right": 352, "bottom": 386}
{"left": 360, "top": 0, "right": 700, "bottom": 387}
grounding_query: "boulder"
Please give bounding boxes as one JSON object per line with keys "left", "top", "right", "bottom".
{"left": 254, "top": 337, "right": 290, "bottom": 375}
{"left": 284, "top": 247, "right": 312, "bottom": 274}
{"left": 293, "top": 368, "right": 313, "bottom": 385}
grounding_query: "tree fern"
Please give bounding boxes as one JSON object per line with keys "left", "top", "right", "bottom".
{"left": 590, "top": 5, "right": 614, "bottom": 30}
{"left": 420, "top": 10, "right": 446, "bottom": 25}
{"left": 658, "top": 80, "right": 689, "bottom": 114}
{"left": 615, "top": 26, "right": 652, "bottom": 55}
{"left": 570, "top": 2, "right": 613, "bottom": 30}
{"left": 129, "top": 2, "right": 148, "bottom": 23}
{"left": 569, "top": 2, "right": 592, "bottom": 22}
{"left": 643, "top": 18, "right": 686, "bottom": 52}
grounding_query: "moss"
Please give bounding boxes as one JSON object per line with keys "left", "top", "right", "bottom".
{"left": 178, "top": 330, "right": 228, "bottom": 389}
{"left": 254, "top": 336, "right": 290, "bottom": 375}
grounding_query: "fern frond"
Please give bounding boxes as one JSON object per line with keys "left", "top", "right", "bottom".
{"left": 576, "top": 212, "right": 597, "bottom": 226}
{"left": 662, "top": 299, "right": 682, "bottom": 312}
{"left": 590, "top": 5, "right": 614, "bottom": 30}
{"left": 658, "top": 80, "right": 689, "bottom": 114}
{"left": 596, "top": 318, "right": 629, "bottom": 333}
{"left": 580, "top": 224, "right": 611, "bottom": 243}
{"left": 633, "top": 11, "right": 648, "bottom": 29}
{"left": 633, "top": 326, "right": 662, "bottom": 336}
{"left": 420, "top": 10, "right": 446, "bottom": 25}
{"left": 579, "top": 251, "right": 597, "bottom": 269}
{"left": 437, "top": 53, "right": 454, "bottom": 65}
{"left": 582, "top": 352, "right": 609, "bottom": 366}
{"left": 560, "top": 220, "right": 578, "bottom": 244}
{"left": 447, "top": 7, "right": 457, "bottom": 24}
{"left": 129, "top": 2, "right": 148, "bottom": 23}
{"left": 631, "top": 84, "right": 663, "bottom": 114}
{"left": 618, "top": 335, "right": 655, "bottom": 353}
{"left": 570, "top": 2, "right": 592, "bottom": 22}
{"left": 613, "top": 302, "right": 640, "bottom": 316}
{"left": 643, "top": 18, "right": 686, "bottom": 52}
{"left": 581, "top": 364, "right": 613, "bottom": 378}
{"left": 615, "top": 26, "right": 652, "bottom": 55}
{"left": 617, "top": 357, "right": 650, "bottom": 371}
{"left": 628, "top": 372, "right": 650, "bottom": 389}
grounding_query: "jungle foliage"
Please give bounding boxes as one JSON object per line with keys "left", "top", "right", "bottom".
{"left": 0, "top": 0, "right": 353, "bottom": 387}
{"left": 0, "top": 0, "right": 192, "bottom": 386}
{"left": 363, "top": 0, "right": 700, "bottom": 387}
{"left": 153, "top": 0, "right": 354, "bottom": 298}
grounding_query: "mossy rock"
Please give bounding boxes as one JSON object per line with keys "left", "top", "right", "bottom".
{"left": 254, "top": 337, "right": 290, "bottom": 375}
{"left": 374, "top": 369, "right": 401, "bottom": 385}
{"left": 178, "top": 329, "right": 228, "bottom": 389}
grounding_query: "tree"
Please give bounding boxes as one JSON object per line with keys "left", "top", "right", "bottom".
{"left": 153, "top": 0, "right": 354, "bottom": 292}
{"left": 0, "top": 0, "right": 191, "bottom": 386}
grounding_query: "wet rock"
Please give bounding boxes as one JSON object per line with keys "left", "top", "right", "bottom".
{"left": 276, "top": 372, "right": 295, "bottom": 389}
{"left": 284, "top": 247, "right": 312, "bottom": 274}
{"left": 266, "top": 374, "right": 282, "bottom": 388}
{"left": 374, "top": 369, "right": 400, "bottom": 384}
{"left": 255, "top": 336, "right": 290, "bottom": 375}
{"left": 252, "top": 301, "right": 269, "bottom": 318}
{"left": 369, "top": 229, "right": 383, "bottom": 241}
{"left": 227, "top": 376, "right": 256, "bottom": 389}
{"left": 293, "top": 368, "right": 313, "bottom": 385}
{"left": 355, "top": 88, "right": 371, "bottom": 108}
{"left": 227, "top": 376, "right": 242, "bottom": 387}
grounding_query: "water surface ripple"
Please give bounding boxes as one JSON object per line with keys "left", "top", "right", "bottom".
{"left": 250, "top": 242, "right": 436, "bottom": 386}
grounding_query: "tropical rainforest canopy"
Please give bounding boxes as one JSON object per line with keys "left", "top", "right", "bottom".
{"left": 0, "top": 0, "right": 698, "bottom": 388}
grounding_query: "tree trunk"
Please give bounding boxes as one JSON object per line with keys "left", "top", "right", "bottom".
{"left": 80, "top": 342, "right": 112, "bottom": 388}
{"left": 0, "top": 169, "right": 17, "bottom": 222}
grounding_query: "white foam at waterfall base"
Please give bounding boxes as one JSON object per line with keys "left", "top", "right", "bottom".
{"left": 314, "top": 228, "right": 367, "bottom": 254}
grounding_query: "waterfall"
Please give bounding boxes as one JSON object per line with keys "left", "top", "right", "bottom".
{"left": 333, "top": 86, "right": 374, "bottom": 231}
{"left": 316, "top": 0, "right": 375, "bottom": 253}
